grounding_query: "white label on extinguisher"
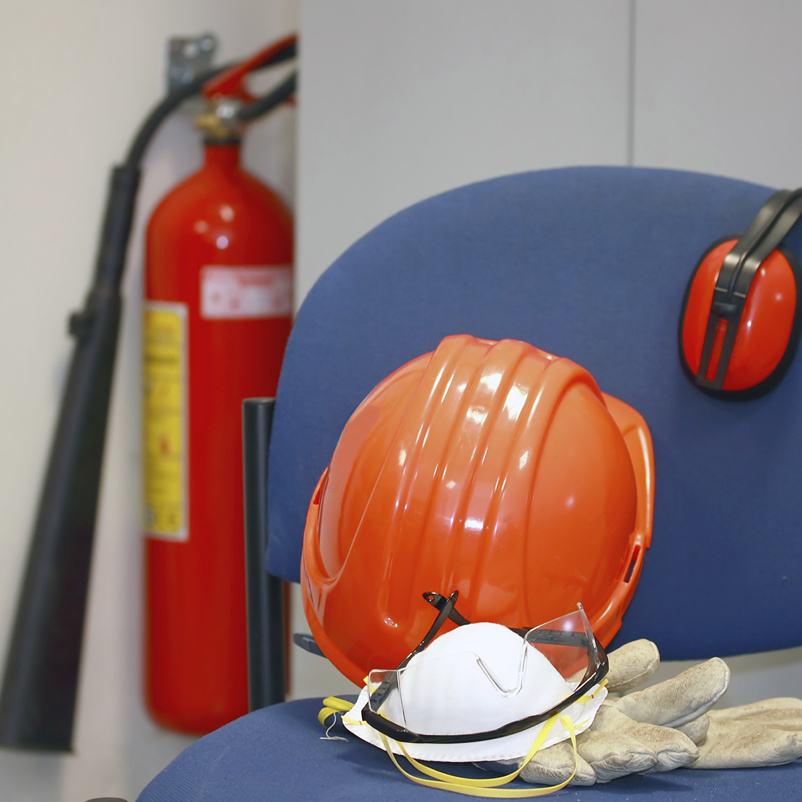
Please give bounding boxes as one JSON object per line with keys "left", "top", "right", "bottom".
{"left": 200, "top": 265, "right": 293, "bottom": 319}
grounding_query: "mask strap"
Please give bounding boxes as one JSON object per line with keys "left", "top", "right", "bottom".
{"left": 317, "top": 695, "right": 352, "bottom": 726}
{"left": 376, "top": 713, "right": 578, "bottom": 798}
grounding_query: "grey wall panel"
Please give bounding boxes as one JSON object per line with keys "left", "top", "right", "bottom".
{"left": 297, "top": 0, "right": 632, "bottom": 302}
{"left": 633, "top": 0, "right": 802, "bottom": 187}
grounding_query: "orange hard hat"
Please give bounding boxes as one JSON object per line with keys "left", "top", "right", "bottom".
{"left": 301, "top": 335, "right": 654, "bottom": 686}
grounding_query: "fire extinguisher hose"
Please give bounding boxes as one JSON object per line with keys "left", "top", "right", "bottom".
{"left": 0, "top": 35, "right": 297, "bottom": 753}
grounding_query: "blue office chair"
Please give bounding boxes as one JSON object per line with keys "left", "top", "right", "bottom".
{"left": 137, "top": 166, "right": 802, "bottom": 800}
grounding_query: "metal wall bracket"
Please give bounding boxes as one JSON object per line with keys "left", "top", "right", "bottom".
{"left": 166, "top": 33, "right": 219, "bottom": 114}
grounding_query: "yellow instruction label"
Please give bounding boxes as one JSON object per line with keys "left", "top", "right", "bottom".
{"left": 143, "top": 302, "right": 187, "bottom": 540}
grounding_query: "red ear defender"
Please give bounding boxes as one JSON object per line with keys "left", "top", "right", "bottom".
{"left": 679, "top": 189, "right": 802, "bottom": 398}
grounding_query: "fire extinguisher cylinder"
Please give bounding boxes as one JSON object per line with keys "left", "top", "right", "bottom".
{"left": 143, "top": 138, "right": 293, "bottom": 734}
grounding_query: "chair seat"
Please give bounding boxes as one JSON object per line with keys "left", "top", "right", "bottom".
{"left": 137, "top": 697, "right": 802, "bottom": 801}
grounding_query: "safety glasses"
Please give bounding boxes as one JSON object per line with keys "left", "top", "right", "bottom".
{"left": 361, "top": 591, "right": 608, "bottom": 744}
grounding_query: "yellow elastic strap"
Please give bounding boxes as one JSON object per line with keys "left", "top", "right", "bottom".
{"left": 317, "top": 695, "right": 353, "bottom": 727}
{"left": 316, "top": 687, "right": 601, "bottom": 796}
{"left": 377, "top": 714, "right": 578, "bottom": 798}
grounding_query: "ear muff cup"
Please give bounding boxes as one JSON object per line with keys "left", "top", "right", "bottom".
{"left": 679, "top": 236, "right": 802, "bottom": 399}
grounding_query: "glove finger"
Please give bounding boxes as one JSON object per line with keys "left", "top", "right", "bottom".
{"left": 519, "top": 740, "right": 596, "bottom": 786}
{"left": 576, "top": 728, "right": 657, "bottom": 783}
{"left": 676, "top": 714, "right": 710, "bottom": 745}
{"left": 691, "top": 719, "right": 802, "bottom": 769}
{"left": 707, "top": 697, "right": 802, "bottom": 722}
{"left": 589, "top": 703, "right": 698, "bottom": 773}
{"left": 613, "top": 657, "right": 730, "bottom": 727}
{"left": 636, "top": 723, "right": 700, "bottom": 773}
{"left": 604, "top": 639, "right": 661, "bottom": 694}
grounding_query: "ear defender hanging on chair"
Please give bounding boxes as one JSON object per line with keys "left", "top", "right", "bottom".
{"left": 300, "top": 334, "right": 654, "bottom": 688}
{"left": 679, "top": 188, "right": 802, "bottom": 398}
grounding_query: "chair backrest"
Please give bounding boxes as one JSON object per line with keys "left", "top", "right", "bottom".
{"left": 266, "top": 165, "right": 802, "bottom": 662}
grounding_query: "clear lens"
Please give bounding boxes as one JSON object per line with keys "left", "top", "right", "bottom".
{"left": 522, "top": 605, "right": 598, "bottom": 684}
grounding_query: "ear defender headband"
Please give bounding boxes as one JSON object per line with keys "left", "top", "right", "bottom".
{"left": 679, "top": 188, "right": 802, "bottom": 398}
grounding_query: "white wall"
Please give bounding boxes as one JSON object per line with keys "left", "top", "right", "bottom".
{"left": 0, "top": 3, "right": 297, "bottom": 800}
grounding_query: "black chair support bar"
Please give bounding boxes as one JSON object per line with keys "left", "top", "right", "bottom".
{"left": 242, "top": 398, "right": 286, "bottom": 710}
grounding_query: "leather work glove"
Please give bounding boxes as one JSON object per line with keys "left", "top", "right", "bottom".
{"left": 519, "top": 639, "right": 802, "bottom": 786}
{"left": 519, "top": 639, "right": 713, "bottom": 785}
{"left": 690, "top": 697, "right": 802, "bottom": 769}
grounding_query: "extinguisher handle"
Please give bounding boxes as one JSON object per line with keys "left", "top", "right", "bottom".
{"left": 202, "top": 34, "right": 297, "bottom": 103}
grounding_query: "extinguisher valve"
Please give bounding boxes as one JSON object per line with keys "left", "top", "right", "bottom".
{"left": 195, "top": 98, "right": 245, "bottom": 140}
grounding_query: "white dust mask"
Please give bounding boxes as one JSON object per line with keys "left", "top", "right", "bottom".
{"left": 338, "top": 592, "right": 607, "bottom": 771}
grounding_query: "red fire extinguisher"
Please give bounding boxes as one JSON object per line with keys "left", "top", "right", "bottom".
{"left": 143, "top": 38, "right": 295, "bottom": 734}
